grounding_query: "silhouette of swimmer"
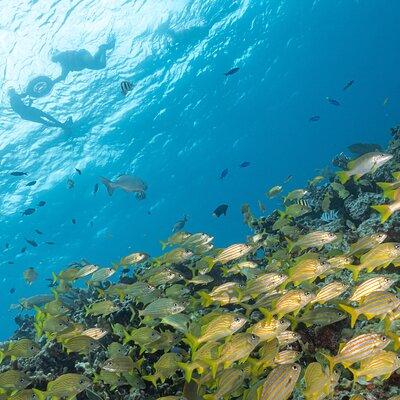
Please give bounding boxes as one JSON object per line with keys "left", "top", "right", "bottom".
{"left": 8, "top": 89, "right": 72, "bottom": 130}
{"left": 52, "top": 35, "right": 115, "bottom": 82}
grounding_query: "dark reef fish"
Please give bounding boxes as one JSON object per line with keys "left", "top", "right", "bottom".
{"left": 326, "top": 97, "right": 340, "bottom": 106}
{"left": 343, "top": 80, "right": 354, "bottom": 90}
{"left": 224, "top": 67, "right": 239, "bottom": 76}
{"left": 219, "top": 168, "right": 228, "bottom": 180}
{"left": 213, "top": 204, "right": 228, "bottom": 217}
{"left": 120, "top": 81, "right": 134, "bottom": 95}
{"left": 93, "top": 183, "right": 99, "bottom": 194}
{"left": 25, "top": 181, "right": 37, "bottom": 186}
{"left": 348, "top": 143, "right": 383, "bottom": 156}
{"left": 101, "top": 174, "right": 147, "bottom": 200}
{"left": 309, "top": 115, "right": 320, "bottom": 122}
{"left": 239, "top": 161, "right": 251, "bottom": 168}
{"left": 38, "top": 201, "right": 46, "bottom": 207}
{"left": 75, "top": 168, "right": 82, "bottom": 175}
{"left": 10, "top": 171, "right": 27, "bottom": 176}
{"left": 22, "top": 208, "right": 35, "bottom": 216}
{"left": 35, "top": 229, "right": 43, "bottom": 235}
{"left": 25, "top": 238, "right": 38, "bottom": 247}
{"left": 172, "top": 215, "right": 188, "bottom": 233}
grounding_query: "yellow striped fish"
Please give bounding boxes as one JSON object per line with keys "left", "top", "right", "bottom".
{"left": 277, "top": 331, "right": 301, "bottom": 347}
{"left": 257, "top": 364, "right": 301, "bottom": 400}
{"left": 288, "top": 259, "right": 331, "bottom": 286}
{"left": 243, "top": 273, "right": 288, "bottom": 298}
{"left": 348, "top": 276, "right": 395, "bottom": 302}
{"left": 311, "top": 281, "right": 348, "bottom": 304}
{"left": 203, "top": 368, "right": 246, "bottom": 400}
{"left": 261, "top": 290, "right": 315, "bottom": 320}
{"left": 304, "top": 362, "right": 339, "bottom": 400}
{"left": 287, "top": 231, "right": 337, "bottom": 253}
{"left": 347, "top": 232, "right": 387, "bottom": 256}
{"left": 184, "top": 313, "right": 247, "bottom": 354}
{"left": 213, "top": 243, "right": 252, "bottom": 264}
{"left": 274, "top": 350, "right": 301, "bottom": 365}
{"left": 340, "top": 291, "right": 400, "bottom": 327}
{"left": 348, "top": 350, "right": 400, "bottom": 382}
{"left": 323, "top": 333, "right": 390, "bottom": 371}
{"left": 247, "top": 318, "right": 290, "bottom": 342}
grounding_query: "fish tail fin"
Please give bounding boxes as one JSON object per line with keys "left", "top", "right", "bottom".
{"left": 122, "top": 329, "right": 133, "bottom": 345}
{"left": 34, "top": 321, "right": 43, "bottom": 338}
{"left": 259, "top": 307, "right": 273, "bottom": 322}
{"left": 384, "top": 316, "right": 393, "bottom": 335}
{"left": 348, "top": 366, "right": 359, "bottom": 383}
{"left": 377, "top": 182, "right": 397, "bottom": 199}
{"left": 0, "top": 350, "right": 5, "bottom": 364}
{"left": 241, "top": 303, "right": 254, "bottom": 317}
{"left": 160, "top": 240, "right": 167, "bottom": 250}
{"left": 371, "top": 204, "right": 393, "bottom": 223}
{"left": 197, "top": 291, "right": 213, "bottom": 308}
{"left": 101, "top": 177, "right": 115, "bottom": 196}
{"left": 183, "top": 332, "right": 200, "bottom": 357}
{"left": 33, "top": 390, "right": 47, "bottom": 400}
{"left": 339, "top": 303, "right": 359, "bottom": 328}
{"left": 177, "top": 362, "right": 196, "bottom": 382}
{"left": 286, "top": 315, "right": 298, "bottom": 330}
{"left": 345, "top": 264, "right": 361, "bottom": 281}
{"left": 321, "top": 353, "right": 336, "bottom": 373}
{"left": 337, "top": 171, "right": 350, "bottom": 185}
{"left": 52, "top": 271, "right": 58, "bottom": 284}
{"left": 133, "top": 357, "right": 144, "bottom": 371}
{"left": 143, "top": 374, "right": 158, "bottom": 387}
{"left": 203, "top": 358, "right": 219, "bottom": 379}
{"left": 286, "top": 237, "right": 294, "bottom": 253}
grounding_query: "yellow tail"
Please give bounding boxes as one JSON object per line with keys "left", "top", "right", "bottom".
{"left": 339, "top": 303, "right": 359, "bottom": 328}
{"left": 143, "top": 374, "right": 158, "bottom": 387}
{"left": 336, "top": 171, "right": 350, "bottom": 185}
{"left": 182, "top": 332, "right": 200, "bottom": 358}
{"left": 177, "top": 362, "right": 196, "bottom": 382}
{"left": 371, "top": 204, "right": 393, "bottom": 223}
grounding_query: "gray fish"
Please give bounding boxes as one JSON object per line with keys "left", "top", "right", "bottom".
{"left": 173, "top": 215, "right": 188, "bottom": 233}
{"left": 101, "top": 175, "right": 147, "bottom": 199}
{"left": 347, "top": 143, "right": 383, "bottom": 156}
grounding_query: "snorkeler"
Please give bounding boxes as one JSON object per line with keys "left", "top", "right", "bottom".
{"left": 52, "top": 34, "right": 116, "bottom": 83}
{"left": 8, "top": 89, "right": 72, "bottom": 130}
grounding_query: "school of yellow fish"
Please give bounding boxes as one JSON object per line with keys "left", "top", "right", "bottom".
{"left": 1, "top": 148, "right": 400, "bottom": 400}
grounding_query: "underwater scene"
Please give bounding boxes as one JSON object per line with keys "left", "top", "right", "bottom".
{"left": 1, "top": 1, "right": 400, "bottom": 399}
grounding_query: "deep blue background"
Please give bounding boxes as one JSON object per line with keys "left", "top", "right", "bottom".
{"left": 0, "top": 0, "right": 399, "bottom": 339}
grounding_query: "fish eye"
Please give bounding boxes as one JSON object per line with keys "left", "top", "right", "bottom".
{"left": 251, "top": 334, "right": 257, "bottom": 340}
{"left": 173, "top": 303, "right": 178, "bottom": 307}
{"left": 337, "top": 311, "right": 343, "bottom": 317}
{"left": 234, "top": 317, "right": 241, "bottom": 322}
{"left": 279, "top": 274, "right": 285, "bottom": 279}
{"left": 380, "top": 335, "right": 387, "bottom": 342}
{"left": 79, "top": 379, "right": 84, "bottom": 384}
{"left": 292, "top": 365, "right": 298, "bottom": 370}
{"left": 305, "top": 291, "right": 311, "bottom": 296}
{"left": 384, "top": 278, "right": 390, "bottom": 283}
{"left": 19, "top": 378, "right": 25, "bottom": 383}
{"left": 396, "top": 244, "right": 400, "bottom": 250}
{"left": 280, "top": 320, "right": 287, "bottom": 325}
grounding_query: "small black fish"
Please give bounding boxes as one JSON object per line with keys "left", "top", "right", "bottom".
{"left": 90, "top": 221, "right": 94, "bottom": 228}
{"left": 45, "top": 241, "right": 55, "bottom": 245}
{"left": 239, "top": 161, "right": 251, "bottom": 168}
{"left": 72, "top": 218, "right": 76, "bottom": 225}
{"left": 22, "top": 208, "right": 35, "bottom": 216}
{"left": 309, "top": 115, "right": 320, "bottom": 122}
{"left": 8, "top": 261, "right": 14, "bottom": 265}
{"left": 326, "top": 97, "right": 340, "bottom": 106}
{"left": 20, "top": 247, "right": 27, "bottom": 253}
{"left": 9, "top": 288, "right": 15, "bottom": 294}
{"left": 122, "top": 268, "right": 130, "bottom": 274}
{"left": 75, "top": 168, "right": 82, "bottom": 175}
{"left": 10, "top": 171, "right": 27, "bottom": 176}
{"left": 213, "top": 204, "right": 228, "bottom": 218}
{"left": 25, "top": 238, "right": 38, "bottom": 247}
{"left": 343, "top": 80, "right": 354, "bottom": 91}
{"left": 93, "top": 183, "right": 99, "bottom": 194}
{"left": 5, "top": 243, "right": 9, "bottom": 249}
{"left": 147, "top": 210, "right": 151, "bottom": 215}
{"left": 67, "top": 179, "right": 75, "bottom": 189}
{"left": 35, "top": 229, "right": 43, "bottom": 235}
{"left": 224, "top": 67, "right": 239, "bottom": 76}
{"left": 121, "top": 81, "right": 134, "bottom": 95}
{"left": 26, "top": 181, "right": 37, "bottom": 187}
{"left": 284, "top": 175, "right": 293, "bottom": 184}
{"left": 38, "top": 201, "right": 46, "bottom": 207}
{"left": 219, "top": 168, "right": 228, "bottom": 180}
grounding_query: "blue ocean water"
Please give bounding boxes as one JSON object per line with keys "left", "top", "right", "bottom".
{"left": 0, "top": 0, "right": 399, "bottom": 340}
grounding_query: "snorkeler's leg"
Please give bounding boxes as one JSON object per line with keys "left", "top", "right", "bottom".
{"left": 92, "top": 34, "right": 116, "bottom": 68}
